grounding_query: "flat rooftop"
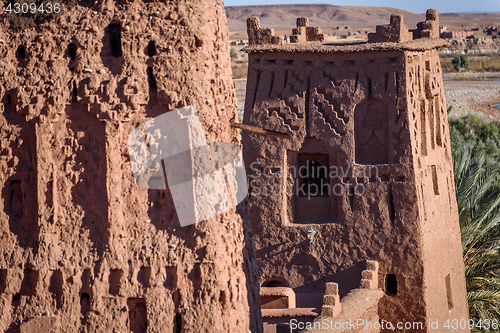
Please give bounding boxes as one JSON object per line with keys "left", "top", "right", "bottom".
{"left": 243, "top": 38, "right": 449, "bottom": 54}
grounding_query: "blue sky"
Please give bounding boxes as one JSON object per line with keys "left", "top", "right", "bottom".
{"left": 222, "top": 0, "right": 500, "bottom": 14}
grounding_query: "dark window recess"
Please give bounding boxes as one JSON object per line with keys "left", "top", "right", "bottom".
{"left": 16, "top": 45, "right": 26, "bottom": 59}
{"left": 346, "top": 179, "right": 354, "bottom": 211}
{"left": 109, "top": 269, "right": 123, "bottom": 296}
{"left": 20, "top": 269, "right": 38, "bottom": 296}
{"left": 277, "top": 323, "right": 292, "bottom": 333}
{"left": 298, "top": 154, "right": 329, "bottom": 197}
{"left": 68, "top": 43, "right": 77, "bottom": 61}
{"left": 262, "top": 280, "right": 287, "bottom": 287}
{"left": 147, "top": 41, "right": 156, "bottom": 57}
{"left": 10, "top": 180, "right": 23, "bottom": 218}
{"left": 80, "top": 292, "right": 91, "bottom": 319}
{"left": 0, "top": 269, "right": 7, "bottom": 293}
{"left": 128, "top": 298, "right": 147, "bottom": 333}
{"left": 386, "top": 274, "right": 397, "bottom": 295}
{"left": 12, "top": 294, "right": 20, "bottom": 306}
{"left": 164, "top": 266, "right": 177, "bottom": 290}
{"left": 147, "top": 67, "right": 157, "bottom": 93}
{"left": 72, "top": 81, "right": 78, "bottom": 103}
{"left": 106, "top": 23, "right": 123, "bottom": 58}
{"left": 431, "top": 165, "right": 439, "bottom": 195}
{"left": 49, "top": 270, "right": 63, "bottom": 309}
{"left": 81, "top": 292, "right": 90, "bottom": 303}
{"left": 137, "top": 266, "right": 151, "bottom": 289}
{"left": 174, "top": 313, "right": 182, "bottom": 333}
{"left": 445, "top": 274, "right": 454, "bottom": 310}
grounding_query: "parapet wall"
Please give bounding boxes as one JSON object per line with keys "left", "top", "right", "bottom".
{"left": 247, "top": 9, "right": 441, "bottom": 46}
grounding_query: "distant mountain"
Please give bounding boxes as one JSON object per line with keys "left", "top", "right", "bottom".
{"left": 225, "top": 4, "right": 500, "bottom": 31}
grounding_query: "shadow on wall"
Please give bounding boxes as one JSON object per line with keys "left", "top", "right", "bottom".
{"left": 101, "top": 22, "right": 124, "bottom": 76}
{"left": 1, "top": 92, "right": 39, "bottom": 255}
{"left": 147, "top": 182, "right": 181, "bottom": 230}
{"left": 323, "top": 263, "right": 364, "bottom": 298}
{"left": 237, "top": 198, "right": 264, "bottom": 333}
{"left": 67, "top": 104, "right": 110, "bottom": 257}
{"left": 5, "top": 322, "right": 19, "bottom": 333}
{"left": 292, "top": 261, "right": 364, "bottom": 299}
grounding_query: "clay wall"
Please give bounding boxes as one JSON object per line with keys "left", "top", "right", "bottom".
{"left": 405, "top": 49, "right": 469, "bottom": 328}
{"left": 242, "top": 12, "right": 469, "bottom": 331}
{"left": 243, "top": 47, "right": 427, "bottom": 326}
{"left": 0, "top": 1, "right": 260, "bottom": 332}
{"left": 441, "top": 30, "right": 475, "bottom": 38}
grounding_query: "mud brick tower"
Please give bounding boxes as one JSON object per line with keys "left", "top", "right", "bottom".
{"left": 0, "top": 1, "right": 260, "bottom": 332}
{"left": 243, "top": 11, "right": 469, "bottom": 331}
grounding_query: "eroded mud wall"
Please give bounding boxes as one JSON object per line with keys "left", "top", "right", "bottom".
{"left": 0, "top": 1, "right": 261, "bottom": 332}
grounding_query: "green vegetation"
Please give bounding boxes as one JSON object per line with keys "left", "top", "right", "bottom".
{"left": 450, "top": 114, "right": 500, "bottom": 164}
{"left": 441, "top": 54, "right": 500, "bottom": 73}
{"left": 452, "top": 55, "right": 469, "bottom": 71}
{"left": 469, "top": 57, "right": 500, "bottom": 72}
{"left": 451, "top": 115, "right": 500, "bottom": 329}
{"left": 230, "top": 48, "right": 238, "bottom": 61}
{"left": 454, "top": 147, "right": 500, "bottom": 329}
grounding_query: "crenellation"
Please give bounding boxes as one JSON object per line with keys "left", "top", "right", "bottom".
{"left": 360, "top": 260, "right": 379, "bottom": 290}
{"left": 416, "top": 9, "right": 440, "bottom": 39}
{"left": 368, "top": 14, "right": 413, "bottom": 43}
{"left": 247, "top": 17, "right": 284, "bottom": 46}
{"left": 290, "top": 17, "right": 327, "bottom": 43}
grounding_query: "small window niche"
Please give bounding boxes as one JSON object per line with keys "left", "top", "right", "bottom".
{"left": 16, "top": 45, "right": 26, "bottom": 59}
{"left": 262, "top": 280, "right": 287, "bottom": 288}
{"left": 147, "top": 41, "right": 156, "bottom": 57}
{"left": 293, "top": 152, "right": 333, "bottom": 224}
{"left": 298, "top": 154, "right": 329, "bottom": 197}
{"left": 68, "top": 43, "right": 78, "bottom": 61}
{"left": 431, "top": 165, "right": 439, "bottom": 195}
{"left": 445, "top": 274, "right": 454, "bottom": 311}
{"left": 147, "top": 67, "right": 157, "bottom": 94}
{"left": 386, "top": 274, "right": 397, "bottom": 296}
{"left": 105, "top": 23, "right": 123, "bottom": 58}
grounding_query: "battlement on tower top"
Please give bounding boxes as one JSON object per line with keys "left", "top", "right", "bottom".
{"left": 245, "top": 9, "right": 448, "bottom": 53}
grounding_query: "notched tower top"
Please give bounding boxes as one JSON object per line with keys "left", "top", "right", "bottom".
{"left": 246, "top": 9, "right": 447, "bottom": 52}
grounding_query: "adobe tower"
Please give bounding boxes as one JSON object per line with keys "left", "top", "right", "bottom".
{"left": 0, "top": 1, "right": 260, "bottom": 332}
{"left": 242, "top": 10, "right": 469, "bottom": 331}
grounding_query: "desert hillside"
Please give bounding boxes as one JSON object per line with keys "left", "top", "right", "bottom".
{"left": 226, "top": 4, "right": 500, "bottom": 31}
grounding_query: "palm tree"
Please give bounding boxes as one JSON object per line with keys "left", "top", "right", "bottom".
{"left": 454, "top": 147, "right": 500, "bottom": 330}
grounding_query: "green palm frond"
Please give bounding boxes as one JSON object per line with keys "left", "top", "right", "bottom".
{"left": 454, "top": 147, "right": 500, "bottom": 328}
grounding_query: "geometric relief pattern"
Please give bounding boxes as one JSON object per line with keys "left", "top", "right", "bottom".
{"left": 355, "top": 101, "right": 389, "bottom": 164}
{"left": 247, "top": 60, "right": 307, "bottom": 136}
{"left": 248, "top": 55, "right": 409, "bottom": 166}
{"left": 407, "top": 51, "right": 446, "bottom": 156}
{"left": 312, "top": 74, "right": 349, "bottom": 136}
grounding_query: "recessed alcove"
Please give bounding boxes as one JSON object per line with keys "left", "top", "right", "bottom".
{"left": 288, "top": 138, "right": 338, "bottom": 224}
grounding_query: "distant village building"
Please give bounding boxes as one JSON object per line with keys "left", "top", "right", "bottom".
{"left": 231, "top": 39, "right": 249, "bottom": 45}
{"left": 440, "top": 26, "right": 475, "bottom": 38}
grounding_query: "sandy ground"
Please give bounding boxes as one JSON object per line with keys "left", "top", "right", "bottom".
{"left": 234, "top": 78, "right": 246, "bottom": 121}
{"left": 443, "top": 73, "right": 500, "bottom": 121}
{"left": 233, "top": 74, "right": 500, "bottom": 122}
